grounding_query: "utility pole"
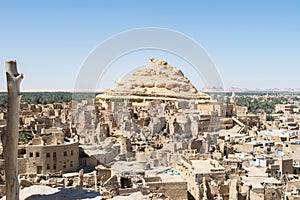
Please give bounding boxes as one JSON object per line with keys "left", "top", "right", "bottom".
{"left": 4, "top": 60, "right": 23, "bottom": 200}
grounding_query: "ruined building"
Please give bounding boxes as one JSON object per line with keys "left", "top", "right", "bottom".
{"left": 75, "top": 58, "right": 213, "bottom": 146}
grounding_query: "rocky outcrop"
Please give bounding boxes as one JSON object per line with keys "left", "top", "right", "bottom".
{"left": 113, "top": 58, "right": 210, "bottom": 100}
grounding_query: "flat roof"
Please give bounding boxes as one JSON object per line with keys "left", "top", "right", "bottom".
{"left": 190, "top": 159, "right": 225, "bottom": 174}
{"left": 261, "top": 130, "right": 298, "bottom": 137}
{"left": 145, "top": 167, "right": 185, "bottom": 182}
{"left": 111, "top": 161, "right": 146, "bottom": 175}
{"left": 242, "top": 177, "right": 281, "bottom": 189}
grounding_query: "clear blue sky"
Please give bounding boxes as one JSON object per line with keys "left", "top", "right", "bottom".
{"left": 1, "top": 1, "right": 300, "bottom": 91}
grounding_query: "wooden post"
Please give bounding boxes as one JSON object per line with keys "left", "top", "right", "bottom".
{"left": 4, "top": 60, "right": 23, "bottom": 200}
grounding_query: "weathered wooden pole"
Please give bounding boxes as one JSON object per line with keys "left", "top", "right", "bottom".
{"left": 4, "top": 60, "right": 23, "bottom": 200}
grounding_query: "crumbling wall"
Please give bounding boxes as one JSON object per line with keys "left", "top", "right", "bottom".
{"left": 148, "top": 181, "right": 187, "bottom": 200}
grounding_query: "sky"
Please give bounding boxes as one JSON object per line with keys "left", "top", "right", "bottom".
{"left": 0, "top": 1, "right": 300, "bottom": 91}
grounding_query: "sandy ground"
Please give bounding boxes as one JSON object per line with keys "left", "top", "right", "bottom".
{"left": 1, "top": 185, "right": 101, "bottom": 200}
{"left": 111, "top": 192, "right": 145, "bottom": 200}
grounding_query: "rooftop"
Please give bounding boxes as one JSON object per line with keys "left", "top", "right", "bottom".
{"left": 191, "top": 159, "right": 225, "bottom": 174}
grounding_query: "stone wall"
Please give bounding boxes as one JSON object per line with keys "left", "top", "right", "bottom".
{"left": 147, "top": 181, "right": 187, "bottom": 200}
{"left": 26, "top": 142, "right": 79, "bottom": 174}
{"left": 0, "top": 158, "right": 26, "bottom": 174}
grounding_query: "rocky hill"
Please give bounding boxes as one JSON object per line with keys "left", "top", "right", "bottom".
{"left": 113, "top": 58, "right": 210, "bottom": 100}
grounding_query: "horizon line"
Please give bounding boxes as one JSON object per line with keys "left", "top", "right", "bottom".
{"left": 0, "top": 87, "right": 300, "bottom": 93}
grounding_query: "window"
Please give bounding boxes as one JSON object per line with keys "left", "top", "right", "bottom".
{"left": 70, "top": 164, "right": 73, "bottom": 168}
{"left": 47, "top": 164, "right": 50, "bottom": 170}
{"left": 46, "top": 153, "right": 50, "bottom": 158}
{"left": 53, "top": 164, "right": 56, "bottom": 170}
{"left": 29, "top": 152, "right": 33, "bottom": 157}
{"left": 53, "top": 152, "right": 56, "bottom": 158}
{"left": 36, "top": 152, "right": 40, "bottom": 157}
{"left": 71, "top": 150, "right": 73, "bottom": 156}
{"left": 64, "top": 151, "right": 67, "bottom": 156}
